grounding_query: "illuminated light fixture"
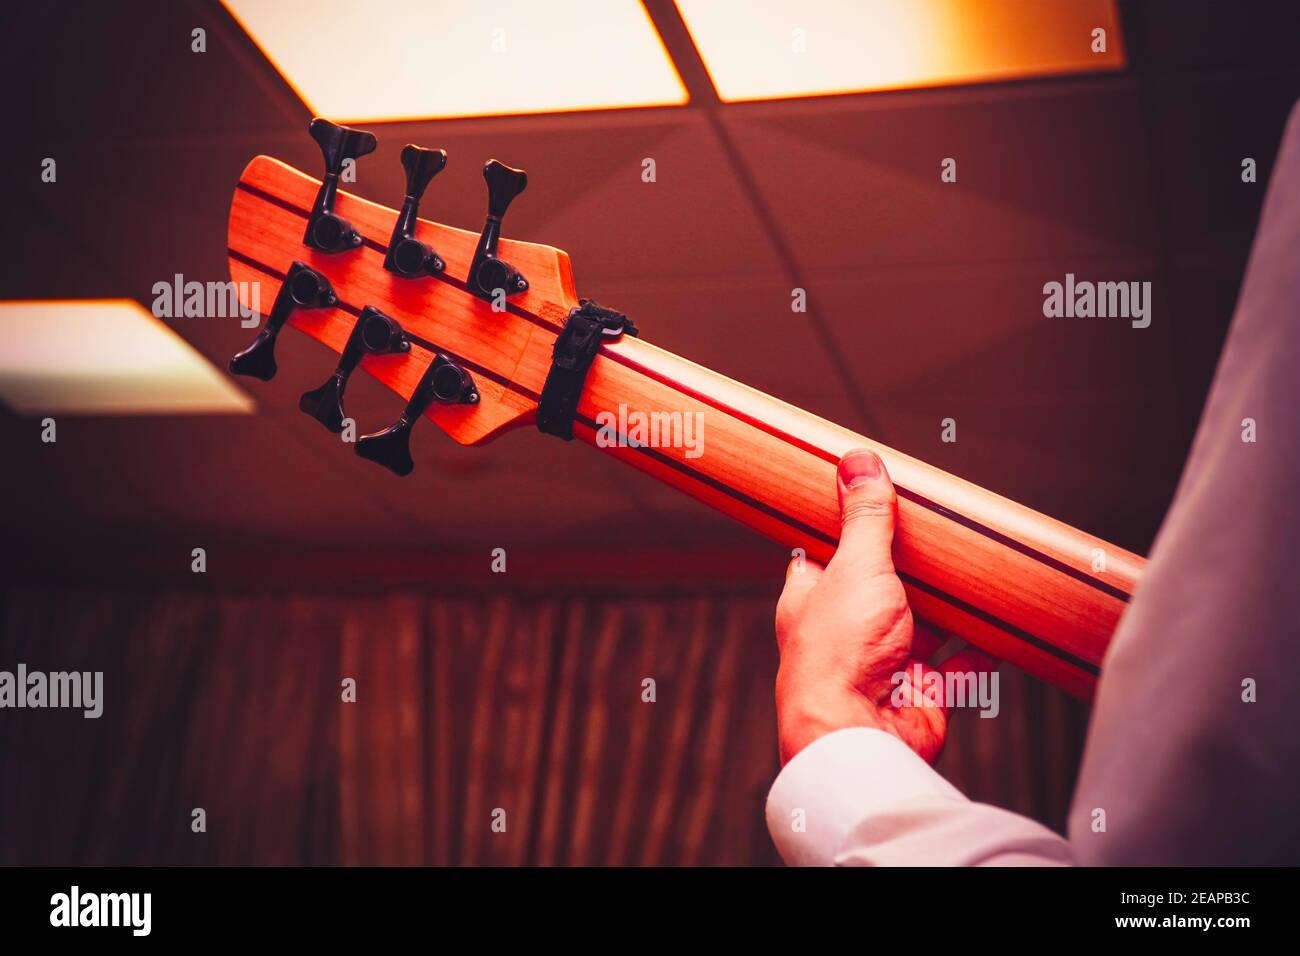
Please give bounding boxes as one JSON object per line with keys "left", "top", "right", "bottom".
{"left": 220, "top": 0, "right": 688, "bottom": 122}
{"left": 0, "top": 300, "right": 255, "bottom": 415}
{"left": 674, "top": 0, "right": 1125, "bottom": 102}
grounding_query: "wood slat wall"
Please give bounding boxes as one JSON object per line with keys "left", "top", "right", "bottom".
{"left": 0, "top": 586, "right": 1087, "bottom": 865}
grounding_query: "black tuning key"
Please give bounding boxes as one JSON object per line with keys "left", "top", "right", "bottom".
{"left": 229, "top": 262, "right": 336, "bottom": 381}
{"left": 356, "top": 354, "right": 479, "bottom": 477}
{"left": 384, "top": 145, "right": 448, "bottom": 278}
{"left": 468, "top": 159, "right": 529, "bottom": 301}
{"left": 304, "top": 118, "right": 378, "bottom": 253}
{"left": 299, "top": 306, "right": 410, "bottom": 433}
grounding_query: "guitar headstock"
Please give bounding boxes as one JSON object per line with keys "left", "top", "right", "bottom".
{"left": 226, "top": 119, "right": 596, "bottom": 473}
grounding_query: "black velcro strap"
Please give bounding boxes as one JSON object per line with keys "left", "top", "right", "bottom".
{"left": 537, "top": 299, "right": 637, "bottom": 440}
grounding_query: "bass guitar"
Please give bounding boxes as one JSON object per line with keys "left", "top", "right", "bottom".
{"left": 226, "top": 120, "right": 1145, "bottom": 700}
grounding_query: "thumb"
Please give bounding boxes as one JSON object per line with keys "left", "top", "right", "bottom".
{"left": 829, "top": 448, "right": 898, "bottom": 579}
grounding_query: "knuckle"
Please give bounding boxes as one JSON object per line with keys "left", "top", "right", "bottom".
{"left": 774, "top": 592, "right": 800, "bottom": 634}
{"left": 873, "top": 574, "right": 915, "bottom": 634}
{"left": 876, "top": 584, "right": 912, "bottom": 633}
{"left": 840, "top": 495, "right": 894, "bottom": 522}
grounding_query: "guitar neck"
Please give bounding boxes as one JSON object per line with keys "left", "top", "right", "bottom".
{"left": 574, "top": 333, "right": 1144, "bottom": 699}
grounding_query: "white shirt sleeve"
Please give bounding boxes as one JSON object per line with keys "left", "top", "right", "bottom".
{"left": 765, "top": 727, "right": 1073, "bottom": 866}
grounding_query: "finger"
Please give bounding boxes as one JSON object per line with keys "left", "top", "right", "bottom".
{"left": 775, "top": 555, "right": 823, "bottom": 641}
{"left": 936, "top": 648, "right": 1000, "bottom": 717}
{"left": 784, "top": 552, "right": 825, "bottom": 583}
{"left": 898, "top": 660, "right": 966, "bottom": 719}
{"left": 827, "top": 448, "right": 898, "bottom": 581}
{"left": 939, "top": 647, "right": 999, "bottom": 680}
{"left": 896, "top": 660, "right": 945, "bottom": 711}
{"left": 911, "top": 618, "right": 946, "bottom": 662}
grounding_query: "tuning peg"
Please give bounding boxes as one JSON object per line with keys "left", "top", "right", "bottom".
{"left": 384, "top": 145, "right": 448, "bottom": 278}
{"left": 299, "top": 306, "right": 409, "bottom": 432}
{"left": 468, "top": 159, "right": 529, "bottom": 301}
{"left": 356, "top": 354, "right": 479, "bottom": 476}
{"left": 304, "top": 118, "right": 378, "bottom": 253}
{"left": 229, "top": 262, "right": 336, "bottom": 381}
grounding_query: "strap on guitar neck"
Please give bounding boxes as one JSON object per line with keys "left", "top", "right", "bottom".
{"left": 536, "top": 300, "right": 637, "bottom": 440}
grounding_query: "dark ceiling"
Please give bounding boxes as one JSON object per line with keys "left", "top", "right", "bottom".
{"left": 3, "top": 0, "right": 1298, "bottom": 588}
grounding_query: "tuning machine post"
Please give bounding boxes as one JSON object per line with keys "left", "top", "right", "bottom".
{"left": 228, "top": 262, "right": 336, "bottom": 381}
{"left": 304, "top": 118, "right": 377, "bottom": 254}
{"left": 384, "top": 145, "right": 448, "bottom": 278}
{"left": 300, "top": 306, "right": 409, "bottom": 433}
{"left": 468, "top": 159, "right": 529, "bottom": 302}
{"left": 356, "top": 354, "right": 478, "bottom": 476}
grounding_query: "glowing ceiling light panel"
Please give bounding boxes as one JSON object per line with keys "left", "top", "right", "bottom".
{"left": 674, "top": 0, "right": 1125, "bottom": 102}
{"left": 0, "top": 300, "right": 254, "bottom": 415}
{"left": 220, "top": 0, "right": 688, "bottom": 121}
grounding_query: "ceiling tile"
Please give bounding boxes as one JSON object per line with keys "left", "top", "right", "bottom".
{"left": 676, "top": 0, "right": 1124, "bottom": 102}
{"left": 0, "top": 300, "right": 253, "bottom": 416}
{"left": 221, "top": 0, "right": 687, "bottom": 121}
{"left": 719, "top": 84, "right": 1159, "bottom": 273}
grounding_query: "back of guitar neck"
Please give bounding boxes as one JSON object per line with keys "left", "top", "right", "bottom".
{"left": 573, "top": 333, "right": 1144, "bottom": 700}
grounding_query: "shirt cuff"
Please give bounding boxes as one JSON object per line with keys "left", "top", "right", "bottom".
{"left": 765, "top": 726, "right": 966, "bottom": 866}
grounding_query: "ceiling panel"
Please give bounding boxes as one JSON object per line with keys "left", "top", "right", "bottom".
{"left": 0, "top": 300, "right": 253, "bottom": 416}
{"left": 716, "top": 83, "right": 1159, "bottom": 276}
{"left": 220, "top": 0, "right": 687, "bottom": 121}
{"left": 675, "top": 0, "right": 1124, "bottom": 102}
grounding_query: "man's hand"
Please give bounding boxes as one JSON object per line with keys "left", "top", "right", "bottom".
{"left": 774, "top": 448, "right": 993, "bottom": 765}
